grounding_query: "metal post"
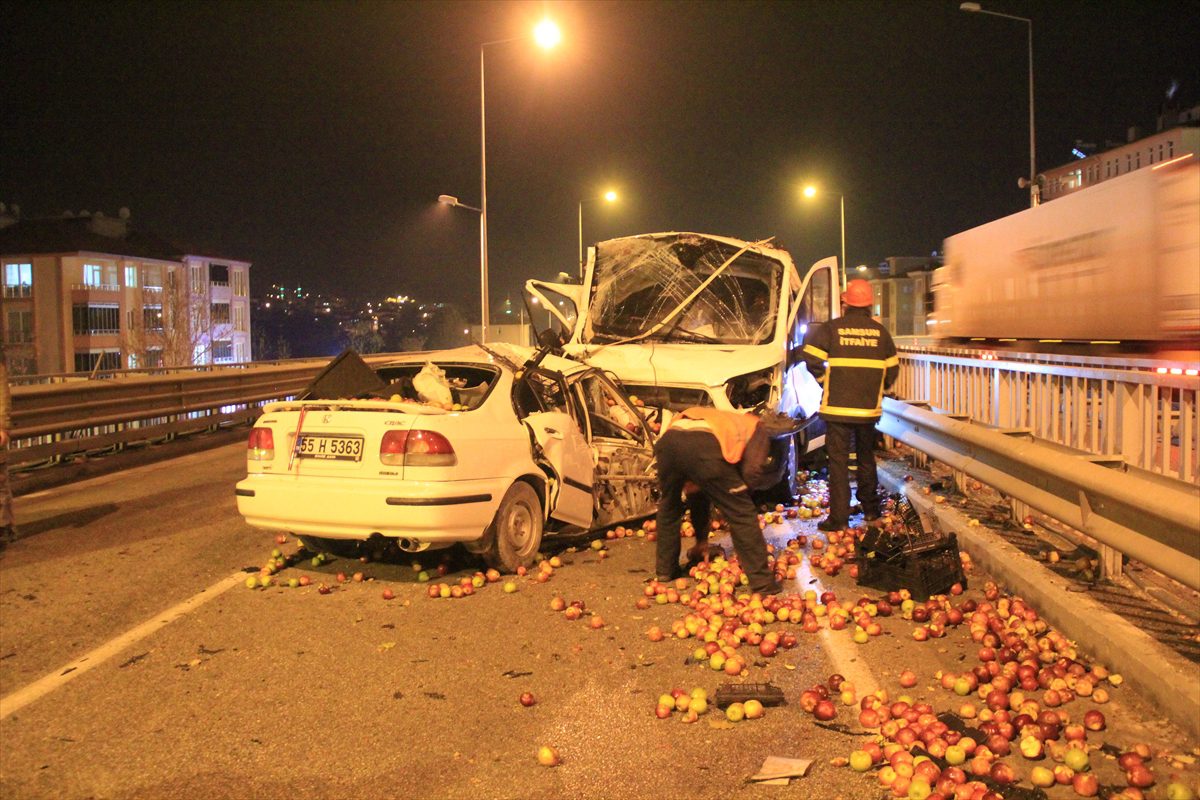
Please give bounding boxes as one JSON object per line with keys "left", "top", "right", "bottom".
{"left": 1026, "top": 18, "right": 1038, "bottom": 207}
{"left": 480, "top": 47, "right": 490, "bottom": 343}
{"left": 578, "top": 201, "right": 584, "bottom": 280}
{"left": 839, "top": 194, "right": 847, "bottom": 290}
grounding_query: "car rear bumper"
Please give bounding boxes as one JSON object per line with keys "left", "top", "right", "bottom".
{"left": 235, "top": 474, "right": 509, "bottom": 543}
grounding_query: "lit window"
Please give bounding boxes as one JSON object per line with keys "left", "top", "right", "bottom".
{"left": 3, "top": 262, "right": 32, "bottom": 297}
{"left": 125, "top": 266, "right": 137, "bottom": 287}
{"left": 84, "top": 264, "right": 103, "bottom": 287}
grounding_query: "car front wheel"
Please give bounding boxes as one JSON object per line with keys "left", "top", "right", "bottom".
{"left": 482, "top": 482, "right": 543, "bottom": 573}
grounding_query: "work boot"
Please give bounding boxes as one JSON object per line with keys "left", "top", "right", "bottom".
{"left": 817, "top": 518, "right": 848, "bottom": 533}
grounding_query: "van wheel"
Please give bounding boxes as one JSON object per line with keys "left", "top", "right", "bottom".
{"left": 298, "top": 535, "right": 361, "bottom": 559}
{"left": 483, "top": 483, "right": 543, "bottom": 573}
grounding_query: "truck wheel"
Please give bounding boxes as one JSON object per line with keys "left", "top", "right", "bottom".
{"left": 298, "top": 535, "right": 361, "bottom": 559}
{"left": 483, "top": 482, "right": 543, "bottom": 573}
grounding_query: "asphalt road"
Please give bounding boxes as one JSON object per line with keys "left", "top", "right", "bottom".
{"left": 1, "top": 442, "right": 1197, "bottom": 800}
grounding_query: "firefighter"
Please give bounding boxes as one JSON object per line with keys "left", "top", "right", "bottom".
{"left": 797, "top": 279, "right": 898, "bottom": 532}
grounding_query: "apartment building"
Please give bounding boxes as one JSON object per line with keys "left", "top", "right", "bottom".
{"left": 1040, "top": 105, "right": 1199, "bottom": 202}
{"left": 0, "top": 206, "right": 251, "bottom": 376}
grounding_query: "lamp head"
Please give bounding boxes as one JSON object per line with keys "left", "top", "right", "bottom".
{"left": 533, "top": 19, "right": 562, "bottom": 49}
{"left": 438, "top": 195, "right": 459, "bottom": 207}
{"left": 960, "top": 2, "right": 982, "bottom": 11}
{"left": 802, "top": 185, "right": 817, "bottom": 199}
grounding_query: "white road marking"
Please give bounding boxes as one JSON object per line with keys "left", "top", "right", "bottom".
{"left": 0, "top": 570, "right": 249, "bottom": 720}
{"left": 793, "top": 542, "right": 882, "bottom": 698}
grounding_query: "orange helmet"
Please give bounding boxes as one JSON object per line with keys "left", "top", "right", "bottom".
{"left": 842, "top": 278, "right": 873, "bottom": 308}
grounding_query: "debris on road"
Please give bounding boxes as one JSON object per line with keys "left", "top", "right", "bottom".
{"left": 747, "top": 755, "right": 813, "bottom": 785}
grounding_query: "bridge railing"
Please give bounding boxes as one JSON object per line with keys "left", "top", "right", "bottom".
{"left": 896, "top": 348, "right": 1200, "bottom": 485}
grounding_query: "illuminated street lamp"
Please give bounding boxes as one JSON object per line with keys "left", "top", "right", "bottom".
{"left": 478, "top": 18, "right": 562, "bottom": 342}
{"left": 960, "top": 2, "right": 1038, "bottom": 207}
{"left": 802, "top": 185, "right": 847, "bottom": 290}
{"left": 578, "top": 189, "right": 619, "bottom": 278}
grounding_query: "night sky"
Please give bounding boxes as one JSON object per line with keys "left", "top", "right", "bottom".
{"left": 3, "top": 0, "right": 1196, "bottom": 314}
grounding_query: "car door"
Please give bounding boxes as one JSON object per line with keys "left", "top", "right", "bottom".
{"left": 517, "top": 367, "right": 595, "bottom": 528}
{"left": 567, "top": 369, "right": 658, "bottom": 528}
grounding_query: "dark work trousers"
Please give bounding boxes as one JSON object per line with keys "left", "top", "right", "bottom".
{"left": 824, "top": 419, "right": 881, "bottom": 525}
{"left": 654, "top": 429, "right": 776, "bottom": 592}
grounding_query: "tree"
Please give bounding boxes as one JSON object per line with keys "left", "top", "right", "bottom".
{"left": 424, "top": 304, "right": 470, "bottom": 350}
{"left": 344, "top": 320, "right": 383, "bottom": 354}
{"left": 123, "top": 267, "right": 233, "bottom": 367}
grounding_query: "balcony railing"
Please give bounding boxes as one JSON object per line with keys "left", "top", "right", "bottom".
{"left": 71, "top": 283, "right": 120, "bottom": 292}
{"left": 3, "top": 285, "right": 32, "bottom": 298}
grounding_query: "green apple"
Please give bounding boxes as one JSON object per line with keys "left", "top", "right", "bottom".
{"left": 1063, "top": 748, "right": 1090, "bottom": 773}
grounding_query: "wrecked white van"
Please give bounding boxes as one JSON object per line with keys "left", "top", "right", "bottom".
{"left": 526, "top": 232, "right": 841, "bottom": 494}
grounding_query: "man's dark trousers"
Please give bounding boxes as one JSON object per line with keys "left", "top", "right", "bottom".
{"left": 825, "top": 419, "right": 881, "bottom": 525}
{"left": 654, "top": 429, "right": 774, "bottom": 591}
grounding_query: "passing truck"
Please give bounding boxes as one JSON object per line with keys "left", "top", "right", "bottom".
{"left": 931, "top": 155, "right": 1200, "bottom": 349}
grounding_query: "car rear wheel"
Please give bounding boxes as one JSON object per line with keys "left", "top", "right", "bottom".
{"left": 482, "top": 482, "right": 543, "bottom": 573}
{"left": 298, "top": 535, "right": 361, "bottom": 559}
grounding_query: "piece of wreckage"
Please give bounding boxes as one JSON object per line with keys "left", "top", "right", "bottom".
{"left": 235, "top": 343, "right": 658, "bottom": 571}
{"left": 526, "top": 231, "right": 839, "bottom": 497}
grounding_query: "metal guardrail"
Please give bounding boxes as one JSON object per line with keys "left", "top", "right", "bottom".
{"left": 896, "top": 348, "right": 1200, "bottom": 485}
{"left": 6, "top": 356, "right": 397, "bottom": 469}
{"left": 879, "top": 397, "right": 1200, "bottom": 591}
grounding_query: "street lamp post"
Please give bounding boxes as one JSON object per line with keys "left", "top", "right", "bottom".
{"left": 436, "top": 193, "right": 484, "bottom": 336}
{"left": 477, "top": 19, "right": 562, "bottom": 343}
{"left": 578, "top": 189, "right": 618, "bottom": 278}
{"left": 960, "top": 2, "right": 1038, "bottom": 207}
{"left": 803, "top": 185, "right": 847, "bottom": 290}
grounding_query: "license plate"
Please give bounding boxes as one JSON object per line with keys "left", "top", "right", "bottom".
{"left": 296, "top": 434, "right": 364, "bottom": 461}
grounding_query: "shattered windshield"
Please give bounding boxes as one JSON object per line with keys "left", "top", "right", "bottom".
{"left": 584, "top": 235, "right": 782, "bottom": 345}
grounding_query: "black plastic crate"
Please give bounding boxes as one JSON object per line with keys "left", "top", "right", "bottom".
{"left": 856, "top": 532, "right": 966, "bottom": 600}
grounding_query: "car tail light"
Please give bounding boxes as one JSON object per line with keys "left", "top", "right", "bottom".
{"left": 247, "top": 427, "right": 275, "bottom": 461}
{"left": 379, "top": 430, "right": 408, "bottom": 466}
{"left": 403, "top": 430, "right": 457, "bottom": 466}
{"left": 379, "top": 430, "right": 457, "bottom": 467}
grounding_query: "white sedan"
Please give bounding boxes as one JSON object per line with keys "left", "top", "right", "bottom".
{"left": 235, "top": 343, "right": 658, "bottom": 571}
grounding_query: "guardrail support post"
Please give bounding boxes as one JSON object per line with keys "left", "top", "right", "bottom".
{"left": 952, "top": 468, "right": 969, "bottom": 495}
{"left": 1099, "top": 542, "right": 1124, "bottom": 582}
{"left": 1010, "top": 497, "right": 1031, "bottom": 526}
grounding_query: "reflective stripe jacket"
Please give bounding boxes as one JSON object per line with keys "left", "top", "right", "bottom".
{"left": 797, "top": 307, "right": 898, "bottom": 423}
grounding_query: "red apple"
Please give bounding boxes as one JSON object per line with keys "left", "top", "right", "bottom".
{"left": 1072, "top": 772, "right": 1099, "bottom": 797}
{"left": 519, "top": 692, "right": 537, "bottom": 707}
{"left": 814, "top": 699, "right": 837, "bottom": 721}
